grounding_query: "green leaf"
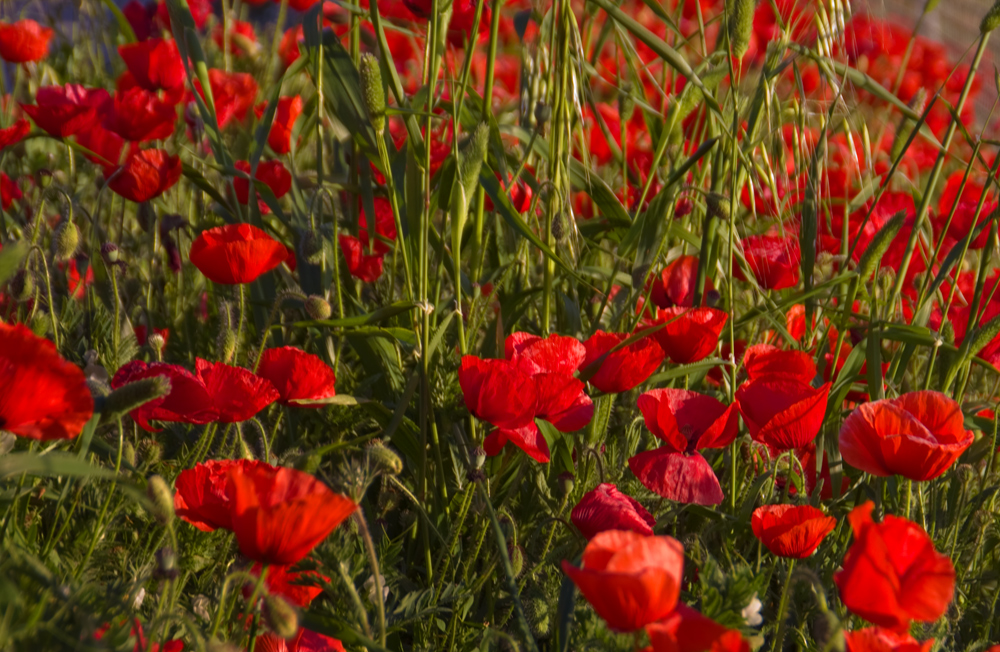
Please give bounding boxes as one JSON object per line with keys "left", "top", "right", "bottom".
{"left": 0, "top": 240, "right": 29, "bottom": 286}
{"left": 0, "top": 452, "right": 116, "bottom": 480}
{"left": 289, "top": 395, "right": 369, "bottom": 406}
{"left": 856, "top": 210, "right": 906, "bottom": 281}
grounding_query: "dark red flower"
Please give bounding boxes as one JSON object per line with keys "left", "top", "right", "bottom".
{"left": 839, "top": 391, "right": 974, "bottom": 481}
{"left": 484, "top": 171, "right": 533, "bottom": 213}
{"left": 123, "top": 1, "right": 157, "bottom": 41}
{"left": 339, "top": 235, "right": 385, "bottom": 283}
{"left": 0, "top": 323, "right": 94, "bottom": 440}
{"left": 246, "top": 563, "right": 327, "bottom": 609}
{"left": 571, "top": 483, "right": 655, "bottom": 540}
{"left": 22, "top": 84, "right": 110, "bottom": 138}
{"left": 743, "top": 343, "right": 816, "bottom": 384}
{"left": 254, "top": 96, "right": 302, "bottom": 155}
{"left": 0, "top": 119, "right": 29, "bottom": 150}
{"left": 645, "top": 605, "right": 750, "bottom": 652}
{"left": 843, "top": 628, "right": 933, "bottom": 652}
{"left": 0, "top": 19, "right": 54, "bottom": 63}
{"left": 103, "top": 87, "right": 177, "bottom": 142}
{"left": 196, "top": 358, "right": 280, "bottom": 423}
{"left": 174, "top": 459, "right": 249, "bottom": 531}
{"left": 458, "top": 356, "right": 536, "bottom": 430}
{"left": 751, "top": 504, "right": 836, "bottom": 558}
{"left": 203, "top": 69, "right": 258, "bottom": 128}
{"left": 119, "top": 38, "right": 186, "bottom": 92}
{"left": 734, "top": 234, "right": 801, "bottom": 290}
{"left": 629, "top": 449, "right": 724, "bottom": 505}
{"left": 562, "top": 530, "right": 684, "bottom": 632}
{"left": 233, "top": 160, "right": 292, "bottom": 213}
{"left": 255, "top": 630, "right": 345, "bottom": 652}
{"left": 637, "top": 388, "right": 739, "bottom": 452}
{"left": 650, "top": 255, "right": 711, "bottom": 309}
{"left": 111, "top": 360, "right": 217, "bottom": 431}
{"left": 1, "top": 173, "right": 20, "bottom": 210}
{"left": 76, "top": 125, "right": 126, "bottom": 170}
{"left": 736, "top": 378, "right": 830, "bottom": 450}
{"left": 155, "top": 0, "right": 212, "bottom": 30}
{"left": 359, "top": 197, "right": 398, "bottom": 254}
{"left": 582, "top": 330, "right": 665, "bottom": 394}
{"left": 506, "top": 332, "right": 586, "bottom": 376}
{"left": 190, "top": 224, "right": 289, "bottom": 285}
{"left": 227, "top": 462, "right": 356, "bottom": 565}
{"left": 257, "top": 347, "right": 337, "bottom": 407}
{"left": 483, "top": 424, "right": 550, "bottom": 463}
{"left": 835, "top": 502, "right": 955, "bottom": 632}
{"left": 106, "top": 148, "right": 182, "bottom": 202}
{"left": 652, "top": 307, "right": 728, "bottom": 364}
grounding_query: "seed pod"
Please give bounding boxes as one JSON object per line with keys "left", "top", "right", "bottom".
{"left": 263, "top": 594, "right": 299, "bottom": 640}
{"left": 146, "top": 475, "right": 175, "bottom": 526}
{"left": 360, "top": 53, "right": 387, "bottom": 135}
{"left": 305, "top": 295, "right": 332, "bottom": 320}
{"left": 53, "top": 219, "right": 79, "bottom": 263}
{"left": 982, "top": 0, "right": 1000, "bottom": 33}
{"left": 727, "top": 0, "right": 755, "bottom": 60}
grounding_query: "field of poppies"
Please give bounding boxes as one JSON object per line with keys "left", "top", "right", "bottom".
{"left": 4, "top": 0, "right": 1000, "bottom": 649}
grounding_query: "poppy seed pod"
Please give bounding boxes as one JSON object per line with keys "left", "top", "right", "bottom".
{"left": 359, "top": 54, "right": 386, "bottom": 135}
{"left": 53, "top": 219, "right": 80, "bottom": 263}
{"left": 10, "top": 269, "right": 34, "bottom": 302}
{"left": 705, "top": 192, "right": 731, "bottom": 221}
{"left": 146, "top": 475, "right": 175, "bottom": 526}
{"left": 982, "top": 0, "right": 1000, "bottom": 33}
{"left": 263, "top": 594, "right": 299, "bottom": 640}
{"left": 305, "top": 295, "right": 332, "bottom": 320}
{"left": 726, "top": 0, "right": 755, "bottom": 59}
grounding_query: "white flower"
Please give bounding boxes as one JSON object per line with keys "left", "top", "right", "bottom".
{"left": 132, "top": 587, "right": 146, "bottom": 610}
{"left": 742, "top": 593, "right": 763, "bottom": 627}
{"left": 364, "top": 574, "right": 389, "bottom": 602}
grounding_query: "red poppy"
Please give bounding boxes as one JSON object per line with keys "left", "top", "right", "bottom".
{"left": 743, "top": 343, "right": 816, "bottom": 384}
{"left": 233, "top": 160, "right": 292, "bottom": 213}
{"left": 212, "top": 19, "right": 258, "bottom": 57}
{"left": 94, "top": 618, "right": 184, "bottom": 652}
{"left": 0, "top": 19, "right": 54, "bottom": 63}
{"left": 582, "top": 330, "right": 665, "bottom": 394}
{"left": 0, "top": 323, "right": 94, "bottom": 440}
{"left": 196, "top": 358, "right": 279, "bottom": 423}
{"left": 202, "top": 69, "right": 258, "bottom": 128}
{"left": 119, "top": 38, "right": 186, "bottom": 92}
{"left": 76, "top": 125, "right": 126, "bottom": 170}
{"left": 0, "top": 119, "right": 29, "bottom": 150}
{"left": 358, "top": 197, "right": 398, "bottom": 255}
{"left": 257, "top": 347, "right": 337, "bottom": 407}
{"left": 254, "top": 96, "right": 303, "bottom": 155}
{"left": 843, "top": 628, "right": 933, "bottom": 652}
{"left": 105, "top": 148, "right": 182, "bottom": 202}
{"left": 111, "top": 360, "right": 216, "bottom": 431}
{"left": 650, "top": 255, "right": 710, "bottom": 309}
{"left": 458, "top": 356, "right": 536, "bottom": 430}
{"left": 483, "top": 424, "right": 550, "bottom": 463}
{"left": 123, "top": 1, "right": 156, "bottom": 41}
{"left": 174, "top": 459, "right": 251, "bottom": 531}
{"left": 227, "top": 462, "right": 356, "bottom": 565}
{"left": 22, "top": 84, "right": 110, "bottom": 138}
{"left": 736, "top": 378, "right": 831, "bottom": 450}
{"left": 562, "top": 530, "right": 684, "bottom": 632}
{"left": 533, "top": 373, "right": 593, "bottom": 432}
{"left": 483, "top": 171, "right": 533, "bottom": 213}
{"left": 645, "top": 605, "right": 750, "bottom": 652}
{"left": 0, "top": 173, "right": 20, "bottom": 210}
{"left": 839, "top": 391, "right": 974, "bottom": 481}
{"left": 155, "top": 0, "right": 212, "bottom": 30}
{"left": 651, "top": 307, "right": 728, "bottom": 365}
{"left": 629, "top": 449, "right": 725, "bottom": 505}
{"left": 506, "top": 332, "right": 586, "bottom": 376}
{"left": 637, "top": 388, "right": 739, "bottom": 453}
{"left": 245, "top": 563, "right": 327, "bottom": 609}
{"left": 571, "top": 483, "right": 655, "bottom": 540}
{"left": 189, "top": 224, "right": 289, "bottom": 285}
{"left": 103, "top": 87, "right": 176, "bottom": 142}
{"left": 750, "top": 504, "right": 836, "bottom": 558}
{"left": 339, "top": 235, "right": 385, "bottom": 283}
{"left": 255, "top": 630, "right": 345, "bottom": 652}
{"left": 835, "top": 502, "right": 955, "bottom": 632}
{"left": 734, "top": 234, "right": 801, "bottom": 290}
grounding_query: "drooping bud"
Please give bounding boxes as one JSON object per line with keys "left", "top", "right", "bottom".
{"left": 218, "top": 326, "right": 238, "bottom": 364}
{"left": 982, "top": 0, "right": 1000, "bottom": 33}
{"left": 705, "top": 192, "right": 731, "bottom": 221}
{"left": 359, "top": 53, "right": 387, "bottom": 135}
{"left": 507, "top": 544, "right": 525, "bottom": 578}
{"left": 137, "top": 202, "right": 156, "bottom": 233}
{"left": 726, "top": 0, "right": 755, "bottom": 60}
{"left": 53, "top": 219, "right": 80, "bottom": 263}
{"left": 617, "top": 83, "right": 635, "bottom": 123}
{"left": 367, "top": 441, "right": 403, "bottom": 476}
{"left": 102, "top": 376, "right": 172, "bottom": 422}
{"left": 305, "top": 295, "right": 332, "bottom": 320}
{"left": 299, "top": 229, "right": 323, "bottom": 265}
{"left": 10, "top": 269, "right": 34, "bottom": 302}
{"left": 263, "top": 594, "right": 299, "bottom": 640}
{"left": 146, "top": 475, "right": 175, "bottom": 526}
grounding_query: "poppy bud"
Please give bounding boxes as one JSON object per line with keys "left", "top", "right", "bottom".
{"left": 101, "top": 242, "right": 120, "bottom": 265}
{"left": 218, "top": 328, "right": 238, "bottom": 364}
{"left": 534, "top": 101, "right": 550, "bottom": 127}
{"left": 705, "top": 192, "right": 731, "bottom": 221}
{"left": 304, "top": 295, "right": 332, "bottom": 320}
{"left": 359, "top": 53, "right": 386, "bottom": 135}
{"left": 103, "top": 376, "right": 172, "bottom": 421}
{"left": 146, "top": 475, "right": 175, "bottom": 526}
{"left": 551, "top": 211, "right": 568, "bottom": 242}
{"left": 471, "top": 446, "right": 486, "bottom": 469}
{"left": 293, "top": 451, "right": 322, "bottom": 475}
{"left": 140, "top": 438, "right": 162, "bottom": 466}
{"left": 558, "top": 472, "right": 575, "bottom": 496}
{"left": 300, "top": 229, "right": 323, "bottom": 265}
{"left": 53, "top": 219, "right": 80, "bottom": 263}
{"left": 812, "top": 611, "right": 845, "bottom": 652}
{"left": 263, "top": 594, "right": 299, "bottom": 640}
{"left": 939, "top": 320, "right": 955, "bottom": 346}
{"left": 36, "top": 168, "right": 53, "bottom": 189}
{"left": 123, "top": 441, "right": 137, "bottom": 469}
{"left": 726, "top": 0, "right": 754, "bottom": 59}
{"left": 147, "top": 332, "right": 166, "bottom": 359}
{"left": 507, "top": 544, "right": 525, "bottom": 578}
{"left": 10, "top": 269, "right": 34, "bottom": 302}
{"left": 982, "top": 0, "right": 1000, "bottom": 33}
{"left": 154, "top": 545, "right": 179, "bottom": 580}
{"left": 631, "top": 264, "right": 651, "bottom": 290}
{"left": 137, "top": 202, "right": 156, "bottom": 233}
{"left": 367, "top": 442, "right": 403, "bottom": 476}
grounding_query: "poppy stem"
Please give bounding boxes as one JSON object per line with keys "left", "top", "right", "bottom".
{"left": 771, "top": 558, "right": 796, "bottom": 652}
{"left": 905, "top": 479, "right": 912, "bottom": 520}
{"left": 236, "top": 283, "right": 246, "bottom": 363}
{"left": 354, "top": 509, "right": 387, "bottom": 646}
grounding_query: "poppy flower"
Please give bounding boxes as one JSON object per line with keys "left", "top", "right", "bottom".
{"left": 245, "top": 563, "right": 327, "bottom": 608}
{"left": 212, "top": 19, "right": 259, "bottom": 58}
{"left": 750, "top": 504, "right": 836, "bottom": 558}
{"left": 505, "top": 332, "right": 586, "bottom": 376}
{"left": 638, "top": 389, "right": 740, "bottom": 452}
{"left": 734, "top": 234, "right": 801, "bottom": 290}
{"left": 0, "top": 119, "right": 29, "bottom": 150}
{"left": 645, "top": 605, "right": 750, "bottom": 652}
{"left": 119, "top": 38, "right": 186, "bottom": 92}
{"left": 103, "top": 87, "right": 177, "bottom": 142}
{"left": 736, "top": 378, "right": 831, "bottom": 450}
{"left": 358, "top": 197, "right": 398, "bottom": 255}
{"left": 743, "top": 343, "right": 816, "bottom": 384}
{"left": 650, "top": 255, "right": 710, "bottom": 309}
{"left": 189, "top": 224, "right": 290, "bottom": 285}
{"left": 202, "top": 69, "right": 258, "bottom": 128}
{"left": 155, "top": 0, "right": 212, "bottom": 30}
{"left": 562, "top": 530, "right": 684, "bottom": 632}
{"left": 195, "top": 358, "right": 279, "bottom": 423}
{"left": 484, "top": 171, "right": 533, "bottom": 213}
{"left": 233, "top": 160, "right": 292, "bottom": 213}
{"left": 835, "top": 502, "right": 955, "bottom": 631}
{"left": 0, "top": 323, "right": 94, "bottom": 440}
{"left": 255, "top": 630, "right": 346, "bottom": 652}
{"left": 582, "top": 330, "right": 665, "bottom": 394}
{"left": 839, "top": 391, "right": 974, "bottom": 481}
{"left": 76, "top": 125, "right": 127, "bottom": 170}
{"left": 571, "top": 483, "right": 655, "bottom": 540}
{"left": 21, "top": 84, "right": 110, "bottom": 138}
{"left": 174, "top": 459, "right": 251, "bottom": 531}
{"left": 629, "top": 446, "right": 725, "bottom": 505}
{"left": 254, "top": 96, "right": 302, "bottom": 156}
{"left": 123, "top": 1, "right": 156, "bottom": 41}
{"left": 0, "top": 173, "right": 20, "bottom": 210}
{"left": 338, "top": 235, "right": 385, "bottom": 283}
{"left": 843, "top": 628, "right": 933, "bottom": 652}
{"left": 533, "top": 373, "right": 593, "bottom": 432}
{"left": 112, "top": 360, "right": 217, "bottom": 431}
{"left": 257, "top": 347, "right": 337, "bottom": 407}
{"left": 458, "top": 356, "right": 536, "bottom": 430}
{"left": 105, "top": 148, "right": 182, "bottom": 202}
{"left": 651, "top": 307, "right": 728, "bottom": 365}
{"left": 483, "top": 424, "right": 550, "bottom": 462}
{"left": 0, "top": 19, "right": 54, "bottom": 63}
{"left": 227, "top": 462, "right": 356, "bottom": 565}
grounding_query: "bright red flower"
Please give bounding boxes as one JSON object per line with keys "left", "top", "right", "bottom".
{"left": 734, "top": 234, "right": 801, "bottom": 290}
{"left": 743, "top": 343, "right": 816, "bottom": 384}
{"left": 562, "top": 530, "right": 684, "bottom": 632}
{"left": 0, "top": 119, "right": 29, "bottom": 150}
{"left": 203, "top": 69, "right": 258, "bottom": 128}
{"left": 506, "top": 332, "right": 586, "bottom": 376}
{"left": 254, "top": 96, "right": 303, "bottom": 155}
{"left": 105, "top": 148, "right": 182, "bottom": 202}
{"left": 196, "top": 358, "right": 280, "bottom": 423}
{"left": 503, "top": 332, "right": 593, "bottom": 434}
{"left": 246, "top": 563, "right": 327, "bottom": 609}
{"left": 358, "top": 197, "right": 398, "bottom": 254}
{"left": 76, "top": 125, "right": 126, "bottom": 170}
{"left": 751, "top": 504, "right": 836, "bottom": 558}
{"left": 123, "top": 1, "right": 157, "bottom": 41}
{"left": 736, "top": 378, "right": 830, "bottom": 450}
{"left": 233, "top": 160, "right": 292, "bottom": 213}
{"left": 650, "top": 255, "right": 711, "bottom": 309}
{"left": 111, "top": 360, "right": 217, "bottom": 431}
{"left": 458, "top": 356, "right": 536, "bottom": 430}
{"left": 652, "top": 307, "right": 728, "bottom": 364}
{"left": 155, "top": 0, "right": 212, "bottom": 30}
{"left": 174, "top": 459, "right": 250, "bottom": 531}
{"left": 0, "top": 323, "right": 94, "bottom": 440}
{"left": 119, "top": 38, "right": 186, "bottom": 92}
{"left": 637, "top": 388, "right": 739, "bottom": 453}
{"left": 582, "top": 330, "right": 665, "bottom": 394}
{"left": 483, "top": 424, "right": 550, "bottom": 463}
{"left": 839, "top": 391, "right": 974, "bottom": 481}
{"left": 0, "top": 173, "right": 20, "bottom": 210}
{"left": 257, "top": 347, "right": 337, "bottom": 407}
{"left": 835, "top": 502, "right": 955, "bottom": 632}
{"left": 0, "top": 19, "right": 54, "bottom": 63}
{"left": 645, "top": 604, "right": 750, "bottom": 652}
{"left": 189, "top": 223, "right": 289, "bottom": 285}
{"left": 571, "top": 483, "right": 655, "bottom": 540}
{"left": 103, "top": 87, "right": 177, "bottom": 142}
{"left": 484, "top": 171, "right": 533, "bottom": 213}
{"left": 533, "top": 373, "right": 593, "bottom": 432}
{"left": 227, "top": 462, "right": 356, "bottom": 565}
{"left": 843, "top": 628, "right": 933, "bottom": 652}
{"left": 629, "top": 449, "right": 724, "bottom": 505}
{"left": 255, "top": 630, "right": 346, "bottom": 652}
{"left": 339, "top": 235, "right": 385, "bottom": 283}
{"left": 21, "top": 84, "right": 110, "bottom": 138}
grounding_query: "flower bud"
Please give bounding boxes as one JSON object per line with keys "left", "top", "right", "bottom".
{"left": 293, "top": 451, "right": 322, "bottom": 475}
{"left": 101, "top": 242, "right": 120, "bottom": 265}
{"left": 10, "top": 269, "right": 34, "bottom": 302}
{"left": 360, "top": 53, "right": 387, "bottom": 135}
{"left": 263, "top": 594, "right": 299, "bottom": 640}
{"left": 551, "top": 211, "right": 568, "bottom": 242}
{"left": 123, "top": 441, "right": 137, "bottom": 469}
{"left": 53, "top": 219, "right": 79, "bottom": 263}
{"left": 459, "top": 123, "right": 490, "bottom": 204}
{"left": 705, "top": 192, "right": 731, "bottom": 221}
{"left": 558, "top": 471, "right": 575, "bottom": 496}
{"left": 507, "top": 544, "right": 525, "bottom": 578}
{"left": 300, "top": 229, "right": 323, "bottom": 265}
{"left": 618, "top": 84, "right": 635, "bottom": 123}
{"left": 146, "top": 475, "right": 175, "bottom": 526}
{"left": 147, "top": 332, "right": 166, "bottom": 359}
{"left": 305, "top": 295, "right": 332, "bottom": 320}
{"left": 367, "top": 442, "right": 403, "bottom": 476}
{"left": 218, "top": 328, "right": 238, "bottom": 364}
{"left": 471, "top": 446, "right": 486, "bottom": 469}
{"left": 137, "top": 202, "right": 156, "bottom": 233}
{"left": 35, "top": 168, "right": 53, "bottom": 189}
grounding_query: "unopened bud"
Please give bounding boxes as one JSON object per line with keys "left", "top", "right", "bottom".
{"left": 218, "top": 328, "right": 238, "bottom": 364}
{"left": 507, "top": 544, "right": 525, "bottom": 578}
{"left": 123, "top": 441, "right": 137, "bottom": 469}
{"left": 137, "top": 202, "right": 156, "bottom": 233}
{"left": 558, "top": 472, "right": 575, "bottom": 496}
{"left": 472, "top": 446, "right": 486, "bottom": 469}
{"left": 147, "top": 332, "right": 166, "bottom": 357}
{"left": 293, "top": 452, "right": 322, "bottom": 475}
{"left": 705, "top": 193, "right": 731, "bottom": 221}
{"left": 305, "top": 295, "right": 332, "bottom": 320}
{"left": 300, "top": 230, "right": 323, "bottom": 265}
{"left": 103, "top": 376, "right": 172, "bottom": 421}
{"left": 812, "top": 611, "right": 845, "bottom": 652}
{"left": 940, "top": 320, "right": 955, "bottom": 345}
{"left": 368, "top": 442, "right": 403, "bottom": 476}
{"left": 101, "top": 242, "right": 120, "bottom": 265}
{"left": 459, "top": 123, "right": 490, "bottom": 204}
{"left": 360, "top": 53, "right": 387, "bottom": 135}
{"left": 36, "top": 169, "right": 53, "bottom": 189}
{"left": 10, "top": 269, "right": 34, "bottom": 302}
{"left": 146, "top": 475, "right": 175, "bottom": 526}
{"left": 618, "top": 84, "right": 635, "bottom": 123}
{"left": 53, "top": 219, "right": 79, "bottom": 263}
{"left": 551, "top": 211, "right": 567, "bottom": 242}
{"left": 263, "top": 594, "right": 299, "bottom": 640}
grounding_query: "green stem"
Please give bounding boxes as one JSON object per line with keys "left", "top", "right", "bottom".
{"left": 355, "top": 509, "right": 387, "bottom": 646}
{"left": 771, "top": 559, "right": 796, "bottom": 652}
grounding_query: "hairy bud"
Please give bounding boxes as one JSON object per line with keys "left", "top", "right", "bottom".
{"left": 305, "top": 295, "right": 332, "bottom": 320}
{"left": 53, "top": 219, "right": 79, "bottom": 263}
{"left": 146, "top": 475, "right": 175, "bottom": 526}
{"left": 10, "top": 269, "right": 34, "bottom": 302}
{"left": 507, "top": 544, "right": 525, "bottom": 578}
{"left": 299, "top": 229, "right": 323, "bottom": 265}
{"left": 103, "top": 376, "right": 172, "bottom": 421}
{"left": 459, "top": 123, "right": 490, "bottom": 205}
{"left": 705, "top": 192, "right": 731, "bottom": 221}
{"left": 367, "top": 442, "right": 403, "bottom": 476}
{"left": 263, "top": 594, "right": 299, "bottom": 640}
{"left": 101, "top": 242, "right": 120, "bottom": 265}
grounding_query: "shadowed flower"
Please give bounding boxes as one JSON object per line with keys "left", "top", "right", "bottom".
{"left": 195, "top": 358, "right": 279, "bottom": 423}
{"left": 571, "top": 483, "right": 655, "bottom": 540}
{"left": 189, "top": 224, "right": 289, "bottom": 285}
{"left": 562, "top": 530, "right": 684, "bottom": 632}
{"left": 255, "top": 96, "right": 303, "bottom": 155}
{"left": 843, "top": 628, "right": 933, "bottom": 652}
{"left": 119, "top": 38, "right": 186, "bottom": 92}
{"left": 483, "top": 424, "right": 550, "bottom": 463}
{"left": 629, "top": 448, "right": 725, "bottom": 505}
{"left": 645, "top": 604, "right": 750, "bottom": 652}
{"left": 22, "top": 84, "right": 110, "bottom": 138}
{"left": 257, "top": 347, "right": 337, "bottom": 407}
{"left": 839, "top": 391, "right": 974, "bottom": 481}
{"left": 736, "top": 378, "right": 830, "bottom": 450}
{"left": 0, "top": 19, "right": 54, "bottom": 63}
{"left": 255, "top": 630, "right": 346, "bottom": 652}
{"left": 651, "top": 307, "right": 728, "bottom": 364}
{"left": 103, "top": 87, "right": 177, "bottom": 142}
{"left": 835, "top": 502, "right": 955, "bottom": 632}
{"left": 650, "top": 255, "right": 710, "bottom": 309}
{"left": 233, "top": 160, "right": 292, "bottom": 214}
{"left": 76, "top": 125, "right": 127, "bottom": 171}
{"left": 582, "top": 330, "right": 665, "bottom": 394}
{"left": 458, "top": 356, "right": 536, "bottom": 430}
{"left": 751, "top": 504, "right": 836, "bottom": 558}
{"left": 735, "top": 234, "right": 801, "bottom": 290}
{"left": 0, "top": 173, "right": 20, "bottom": 210}
{"left": 339, "top": 235, "right": 385, "bottom": 283}
{"left": 743, "top": 343, "right": 817, "bottom": 384}
{"left": 0, "top": 323, "right": 94, "bottom": 440}
{"left": 201, "top": 69, "right": 258, "bottom": 129}
{"left": 112, "top": 360, "right": 216, "bottom": 431}
{"left": 105, "top": 148, "right": 182, "bottom": 203}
